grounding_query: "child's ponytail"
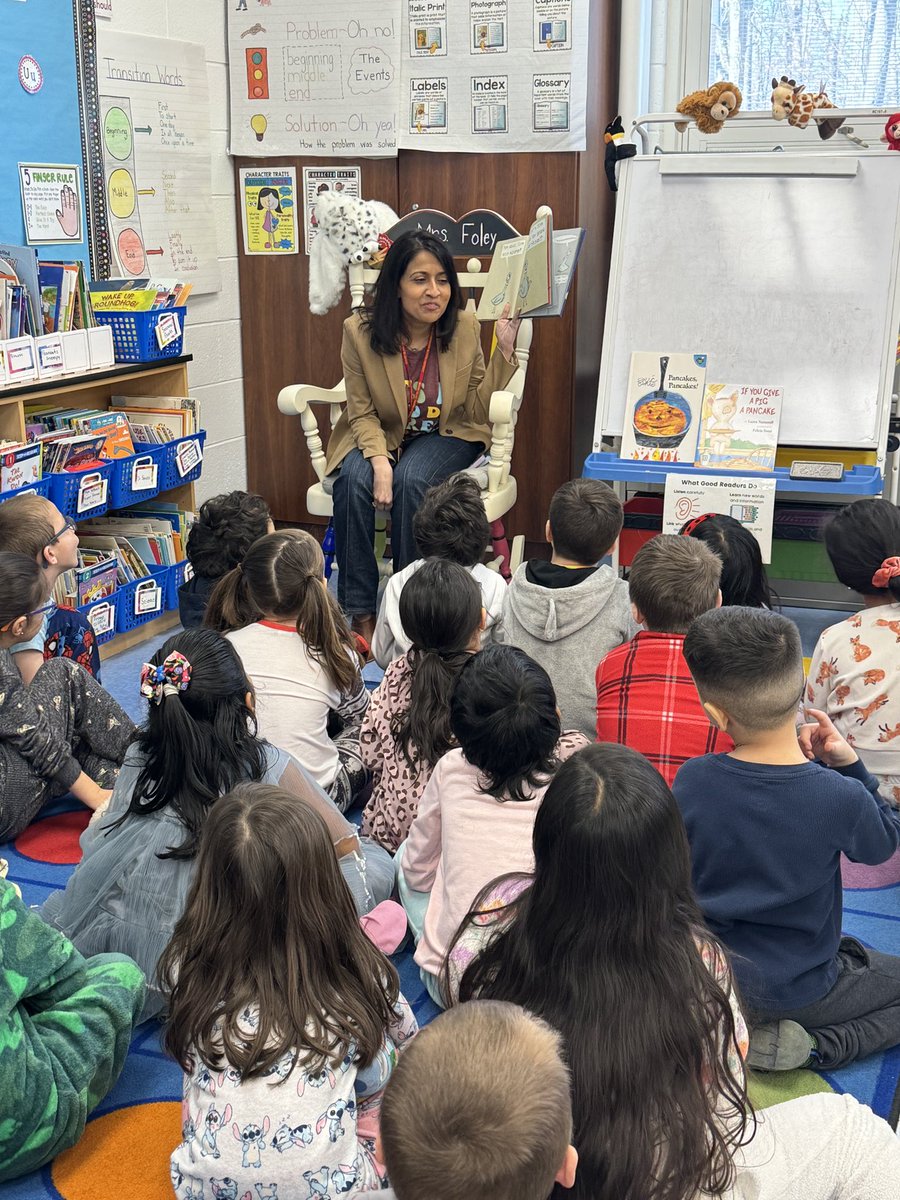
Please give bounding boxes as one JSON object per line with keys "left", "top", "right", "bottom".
{"left": 230, "top": 529, "right": 358, "bottom": 694}
{"left": 391, "top": 559, "right": 483, "bottom": 769}
{"left": 204, "top": 565, "right": 260, "bottom": 633}
{"left": 824, "top": 498, "right": 900, "bottom": 599}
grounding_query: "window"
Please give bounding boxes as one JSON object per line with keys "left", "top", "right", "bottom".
{"left": 707, "top": 0, "right": 899, "bottom": 110}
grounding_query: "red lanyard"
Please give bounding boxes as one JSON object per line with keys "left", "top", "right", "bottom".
{"left": 400, "top": 330, "right": 434, "bottom": 421}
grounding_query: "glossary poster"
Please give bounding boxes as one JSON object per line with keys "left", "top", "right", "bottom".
{"left": 398, "top": 0, "right": 589, "bottom": 151}
{"left": 96, "top": 30, "right": 220, "bottom": 293}
{"left": 227, "top": 1, "right": 402, "bottom": 157}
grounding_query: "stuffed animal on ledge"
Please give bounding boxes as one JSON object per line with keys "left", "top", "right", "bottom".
{"left": 308, "top": 192, "right": 399, "bottom": 315}
{"left": 770, "top": 77, "right": 844, "bottom": 140}
{"left": 882, "top": 113, "right": 900, "bottom": 151}
{"left": 604, "top": 115, "right": 637, "bottom": 191}
{"left": 675, "top": 82, "right": 743, "bottom": 134}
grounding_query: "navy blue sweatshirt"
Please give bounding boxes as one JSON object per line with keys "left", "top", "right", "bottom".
{"left": 672, "top": 754, "right": 900, "bottom": 1011}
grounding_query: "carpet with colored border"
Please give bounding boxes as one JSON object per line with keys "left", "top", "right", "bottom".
{"left": 1, "top": 797, "right": 898, "bottom": 1199}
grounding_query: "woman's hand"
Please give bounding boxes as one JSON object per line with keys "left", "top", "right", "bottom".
{"left": 496, "top": 303, "right": 521, "bottom": 364}
{"left": 371, "top": 455, "right": 393, "bottom": 510}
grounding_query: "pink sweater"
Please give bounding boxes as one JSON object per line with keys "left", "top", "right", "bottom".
{"left": 403, "top": 732, "right": 589, "bottom": 975}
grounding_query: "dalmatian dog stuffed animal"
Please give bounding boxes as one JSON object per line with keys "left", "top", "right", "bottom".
{"left": 308, "top": 193, "right": 398, "bottom": 315}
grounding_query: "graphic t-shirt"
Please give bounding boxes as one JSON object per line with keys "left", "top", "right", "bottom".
{"left": 404, "top": 344, "right": 442, "bottom": 436}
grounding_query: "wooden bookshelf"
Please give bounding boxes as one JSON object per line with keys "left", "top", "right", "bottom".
{"left": 2, "top": 355, "right": 196, "bottom": 659}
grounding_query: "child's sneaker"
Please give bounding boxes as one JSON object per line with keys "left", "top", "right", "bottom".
{"left": 747, "top": 1020, "right": 817, "bottom": 1071}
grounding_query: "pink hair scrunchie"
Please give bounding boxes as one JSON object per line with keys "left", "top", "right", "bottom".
{"left": 139, "top": 651, "right": 193, "bottom": 705}
{"left": 872, "top": 557, "right": 900, "bottom": 589}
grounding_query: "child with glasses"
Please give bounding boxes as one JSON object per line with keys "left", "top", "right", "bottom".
{"left": 0, "top": 493, "right": 100, "bottom": 683}
{"left": 0, "top": 553, "right": 134, "bottom": 842}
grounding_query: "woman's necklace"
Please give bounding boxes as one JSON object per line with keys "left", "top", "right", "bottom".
{"left": 400, "top": 328, "right": 434, "bottom": 420}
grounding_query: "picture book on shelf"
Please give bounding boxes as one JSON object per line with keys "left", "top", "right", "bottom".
{"left": 619, "top": 352, "right": 708, "bottom": 463}
{"left": 0, "top": 441, "right": 42, "bottom": 492}
{"left": 475, "top": 211, "right": 552, "bottom": 320}
{"left": 695, "top": 384, "right": 784, "bottom": 472}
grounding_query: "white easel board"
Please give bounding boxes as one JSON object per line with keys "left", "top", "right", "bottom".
{"left": 594, "top": 154, "right": 900, "bottom": 452}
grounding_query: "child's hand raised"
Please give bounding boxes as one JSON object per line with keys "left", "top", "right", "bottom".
{"left": 797, "top": 708, "right": 858, "bottom": 768}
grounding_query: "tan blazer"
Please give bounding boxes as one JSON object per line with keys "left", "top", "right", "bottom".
{"left": 324, "top": 310, "right": 517, "bottom": 475}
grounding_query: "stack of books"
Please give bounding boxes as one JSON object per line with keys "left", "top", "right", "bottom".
{"left": 77, "top": 504, "right": 194, "bottom": 579}
{"left": 54, "top": 549, "right": 119, "bottom": 607}
{"left": 88, "top": 278, "right": 193, "bottom": 312}
{"left": 111, "top": 394, "right": 201, "bottom": 443}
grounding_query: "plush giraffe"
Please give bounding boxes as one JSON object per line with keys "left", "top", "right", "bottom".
{"left": 770, "top": 76, "right": 844, "bottom": 140}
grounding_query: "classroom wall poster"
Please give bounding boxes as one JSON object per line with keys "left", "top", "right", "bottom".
{"left": 93, "top": 0, "right": 113, "bottom": 19}
{"left": 18, "top": 163, "right": 82, "bottom": 244}
{"left": 302, "top": 166, "right": 361, "bottom": 254}
{"left": 227, "top": 1, "right": 402, "bottom": 157}
{"left": 96, "top": 29, "right": 220, "bottom": 293}
{"left": 662, "top": 473, "right": 777, "bottom": 563}
{"left": 240, "top": 168, "right": 298, "bottom": 255}
{"left": 398, "top": 0, "right": 588, "bottom": 151}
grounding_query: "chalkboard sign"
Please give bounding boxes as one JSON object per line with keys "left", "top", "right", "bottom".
{"left": 387, "top": 208, "right": 520, "bottom": 255}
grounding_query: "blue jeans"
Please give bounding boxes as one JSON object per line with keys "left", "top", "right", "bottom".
{"left": 333, "top": 434, "right": 483, "bottom": 616}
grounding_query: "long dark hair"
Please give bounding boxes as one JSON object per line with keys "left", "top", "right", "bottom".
{"left": 391, "top": 559, "right": 483, "bottom": 770}
{"left": 456, "top": 744, "right": 751, "bottom": 1200}
{"left": 681, "top": 513, "right": 776, "bottom": 608}
{"left": 120, "top": 628, "right": 268, "bottom": 858}
{"left": 205, "top": 529, "right": 359, "bottom": 694}
{"left": 824, "top": 497, "right": 900, "bottom": 599}
{"left": 450, "top": 645, "right": 561, "bottom": 803}
{"left": 161, "top": 783, "right": 400, "bottom": 1079}
{"left": 362, "top": 231, "right": 461, "bottom": 355}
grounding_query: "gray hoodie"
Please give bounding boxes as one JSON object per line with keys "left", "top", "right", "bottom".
{"left": 494, "top": 562, "right": 638, "bottom": 738}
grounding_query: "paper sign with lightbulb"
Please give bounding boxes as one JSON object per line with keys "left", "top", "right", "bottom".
{"left": 250, "top": 113, "right": 268, "bottom": 142}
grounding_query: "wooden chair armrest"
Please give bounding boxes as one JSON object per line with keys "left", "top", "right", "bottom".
{"left": 278, "top": 381, "right": 348, "bottom": 484}
{"left": 277, "top": 380, "right": 347, "bottom": 416}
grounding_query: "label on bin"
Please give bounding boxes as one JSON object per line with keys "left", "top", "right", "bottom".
{"left": 135, "top": 580, "right": 162, "bottom": 615}
{"left": 86, "top": 600, "right": 114, "bottom": 636}
{"left": 77, "top": 473, "right": 108, "bottom": 513}
{"left": 131, "top": 459, "right": 158, "bottom": 491}
{"left": 155, "top": 311, "right": 181, "bottom": 349}
{"left": 183, "top": 562, "right": 195, "bottom": 582}
{"left": 175, "top": 438, "right": 203, "bottom": 477}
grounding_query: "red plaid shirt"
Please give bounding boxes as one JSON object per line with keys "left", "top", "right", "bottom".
{"left": 595, "top": 630, "right": 733, "bottom": 786}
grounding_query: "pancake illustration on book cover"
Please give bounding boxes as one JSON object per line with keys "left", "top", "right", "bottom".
{"left": 619, "top": 352, "right": 707, "bottom": 463}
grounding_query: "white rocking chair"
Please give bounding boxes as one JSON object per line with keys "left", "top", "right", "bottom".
{"left": 277, "top": 206, "right": 549, "bottom": 578}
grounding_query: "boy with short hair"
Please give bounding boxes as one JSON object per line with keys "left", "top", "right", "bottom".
{"left": 497, "top": 477, "right": 637, "bottom": 737}
{"left": 179, "top": 489, "right": 272, "bottom": 628}
{"left": 595, "top": 534, "right": 731, "bottom": 783}
{"left": 378, "top": 1000, "right": 577, "bottom": 1200}
{"left": 372, "top": 473, "right": 505, "bottom": 667}
{"left": 676, "top": 605, "right": 900, "bottom": 1071}
{"left": 0, "top": 494, "right": 96, "bottom": 683}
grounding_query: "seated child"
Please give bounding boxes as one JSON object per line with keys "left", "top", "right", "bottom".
{"left": 361, "top": 559, "right": 484, "bottom": 851}
{"left": 0, "top": 493, "right": 100, "bottom": 681}
{"left": 372, "top": 473, "right": 505, "bottom": 668}
{"left": 676, "top": 605, "right": 900, "bottom": 1070}
{"left": 162, "top": 782, "right": 416, "bottom": 1200}
{"left": 180, "top": 489, "right": 272, "bottom": 628}
{"left": 452, "top": 743, "right": 900, "bottom": 1200}
{"left": 0, "top": 870, "right": 145, "bottom": 1182}
{"left": 497, "top": 478, "right": 637, "bottom": 738}
{"left": 0, "top": 552, "right": 134, "bottom": 842}
{"left": 209, "top": 529, "right": 370, "bottom": 811}
{"left": 397, "top": 644, "right": 588, "bottom": 1005}
{"left": 378, "top": 1001, "right": 577, "bottom": 1200}
{"left": 41, "top": 627, "right": 394, "bottom": 1021}
{"left": 681, "top": 511, "right": 776, "bottom": 608}
{"left": 807, "top": 499, "right": 900, "bottom": 803}
{"left": 596, "top": 534, "right": 732, "bottom": 784}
